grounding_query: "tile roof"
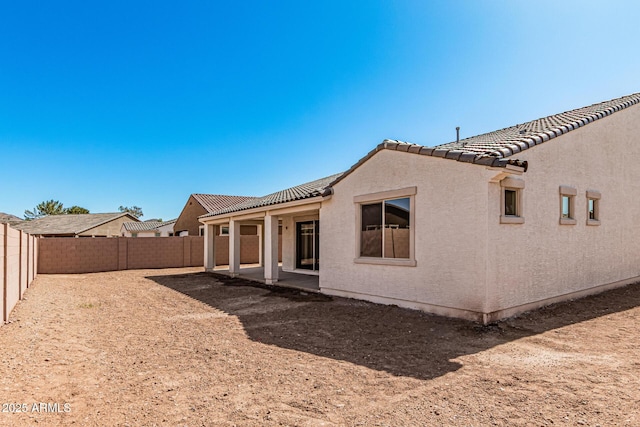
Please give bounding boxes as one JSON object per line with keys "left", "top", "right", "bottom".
{"left": 191, "top": 194, "right": 257, "bottom": 213}
{"left": 201, "top": 173, "right": 343, "bottom": 218}
{"left": 122, "top": 219, "right": 176, "bottom": 232}
{"left": 330, "top": 92, "right": 640, "bottom": 187}
{"left": 434, "top": 92, "right": 640, "bottom": 159}
{"left": 12, "top": 213, "right": 137, "bottom": 236}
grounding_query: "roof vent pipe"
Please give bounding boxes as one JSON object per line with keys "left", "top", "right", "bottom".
{"left": 456, "top": 127, "right": 460, "bottom": 144}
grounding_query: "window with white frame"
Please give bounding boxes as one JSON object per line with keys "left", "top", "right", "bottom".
{"left": 354, "top": 187, "right": 416, "bottom": 266}
{"left": 220, "top": 226, "right": 229, "bottom": 236}
{"left": 586, "top": 190, "right": 601, "bottom": 225}
{"left": 500, "top": 177, "right": 525, "bottom": 224}
{"left": 559, "top": 185, "right": 577, "bottom": 225}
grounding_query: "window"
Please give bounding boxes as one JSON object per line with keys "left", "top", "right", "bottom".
{"left": 199, "top": 226, "right": 204, "bottom": 236}
{"left": 504, "top": 189, "right": 517, "bottom": 216}
{"left": 354, "top": 187, "right": 416, "bottom": 266}
{"left": 500, "top": 177, "right": 525, "bottom": 224}
{"left": 155, "top": 232, "right": 161, "bottom": 237}
{"left": 586, "top": 190, "right": 601, "bottom": 226}
{"left": 131, "top": 232, "right": 138, "bottom": 238}
{"left": 220, "top": 226, "right": 229, "bottom": 236}
{"left": 559, "top": 186, "right": 577, "bottom": 225}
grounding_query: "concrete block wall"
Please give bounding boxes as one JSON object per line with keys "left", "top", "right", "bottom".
{"left": 38, "top": 238, "right": 120, "bottom": 274}
{"left": 38, "top": 234, "right": 279, "bottom": 274}
{"left": 39, "top": 236, "right": 207, "bottom": 274}
{"left": 1, "top": 224, "right": 37, "bottom": 323}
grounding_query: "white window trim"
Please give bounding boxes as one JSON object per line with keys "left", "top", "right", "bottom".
{"left": 586, "top": 190, "right": 601, "bottom": 226}
{"left": 500, "top": 177, "right": 525, "bottom": 224}
{"left": 354, "top": 186, "right": 417, "bottom": 267}
{"left": 219, "top": 226, "right": 229, "bottom": 236}
{"left": 559, "top": 185, "right": 577, "bottom": 225}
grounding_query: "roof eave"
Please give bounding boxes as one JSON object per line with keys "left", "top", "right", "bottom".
{"left": 199, "top": 195, "right": 328, "bottom": 224}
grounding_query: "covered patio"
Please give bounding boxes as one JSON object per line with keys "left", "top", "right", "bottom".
{"left": 201, "top": 174, "right": 341, "bottom": 288}
{"left": 213, "top": 265, "right": 319, "bottom": 292}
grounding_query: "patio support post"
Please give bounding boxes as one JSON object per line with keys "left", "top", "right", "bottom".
{"left": 264, "top": 214, "right": 279, "bottom": 284}
{"left": 257, "top": 224, "right": 263, "bottom": 267}
{"left": 229, "top": 219, "right": 241, "bottom": 277}
{"left": 203, "top": 224, "right": 216, "bottom": 271}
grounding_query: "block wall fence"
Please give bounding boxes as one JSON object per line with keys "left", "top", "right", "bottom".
{"left": 38, "top": 235, "right": 281, "bottom": 274}
{"left": 1, "top": 224, "right": 37, "bottom": 324}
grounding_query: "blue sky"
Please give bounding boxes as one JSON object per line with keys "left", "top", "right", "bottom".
{"left": 2, "top": 1, "right": 639, "bottom": 220}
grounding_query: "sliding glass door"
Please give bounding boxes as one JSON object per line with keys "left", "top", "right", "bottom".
{"left": 296, "top": 220, "right": 319, "bottom": 271}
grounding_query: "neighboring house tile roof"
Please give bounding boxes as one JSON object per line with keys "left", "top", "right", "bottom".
{"left": 201, "top": 173, "right": 343, "bottom": 218}
{"left": 12, "top": 213, "right": 137, "bottom": 235}
{"left": 192, "top": 194, "right": 257, "bottom": 213}
{"left": 123, "top": 219, "right": 176, "bottom": 232}
{"left": 330, "top": 92, "right": 640, "bottom": 187}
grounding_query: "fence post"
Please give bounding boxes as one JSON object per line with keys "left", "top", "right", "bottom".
{"left": 18, "top": 231, "right": 22, "bottom": 299}
{"left": 2, "top": 223, "right": 7, "bottom": 323}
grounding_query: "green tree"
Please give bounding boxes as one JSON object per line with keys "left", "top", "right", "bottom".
{"left": 119, "top": 205, "right": 143, "bottom": 218}
{"left": 24, "top": 200, "right": 65, "bottom": 220}
{"left": 64, "top": 206, "right": 90, "bottom": 215}
{"left": 24, "top": 200, "right": 90, "bottom": 220}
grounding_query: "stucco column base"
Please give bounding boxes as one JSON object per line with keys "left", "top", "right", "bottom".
{"left": 265, "top": 279, "right": 278, "bottom": 285}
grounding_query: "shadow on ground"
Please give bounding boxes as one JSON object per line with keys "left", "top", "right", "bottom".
{"left": 147, "top": 272, "right": 640, "bottom": 381}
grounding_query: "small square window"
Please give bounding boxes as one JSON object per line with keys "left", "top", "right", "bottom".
{"left": 500, "top": 177, "right": 524, "bottom": 224}
{"left": 586, "top": 190, "right": 601, "bottom": 226}
{"left": 220, "top": 226, "right": 229, "bottom": 236}
{"left": 559, "top": 186, "right": 577, "bottom": 225}
{"left": 588, "top": 199, "right": 596, "bottom": 220}
{"left": 504, "top": 189, "right": 518, "bottom": 216}
{"left": 561, "top": 195, "right": 572, "bottom": 219}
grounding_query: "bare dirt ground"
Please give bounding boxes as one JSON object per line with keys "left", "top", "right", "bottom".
{"left": 0, "top": 268, "right": 639, "bottom": 426}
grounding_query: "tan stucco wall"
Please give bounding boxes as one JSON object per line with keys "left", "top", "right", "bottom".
{"left": 282, "top": 217, "right": 295, "bottom": 270}
{"left": 483, "top": 104, "right": 640, "bottom": 319}
{"left": 320, "top": 149, "right": 490, "bottom": 320}
{"left": 79, "top": 215, "right": 137, "bottom": 237}
{"left": 174, "top": 196, "right": 207, "bottom": 236}
{"left": 322, "top": 104, "right": 640, "bottom": 322}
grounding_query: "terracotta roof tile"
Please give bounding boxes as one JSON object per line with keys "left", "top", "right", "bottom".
{"left": 123, "top": 219, "right": 176, "bottom": 232}
{"left": 201, "top": 173, "right": 343, "bottom": 218}
{"left": 191, "top": 194, "right": 257, "bottom": 213}
{"left": 329, "top": 92, "right": 640, "bottom": 187}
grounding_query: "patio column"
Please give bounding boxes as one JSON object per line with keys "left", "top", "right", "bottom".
{"left": 264, "top": 214, "right": 279, "bottom": 284}
{"left": 228, "top": 219, "right": 241, "bottom": 277}
{"left": 257, "top": 224, "right": 263, "bottom": 267}
{"left": 203, "top": 224, "right": 216, "bottom": 271}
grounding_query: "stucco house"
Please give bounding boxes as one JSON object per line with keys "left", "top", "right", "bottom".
{"left": 174, "top": 194, "right": 257, "bottom": 237}
{"left": 121, "top": 219, "right": 176, "bottom": 237}
{"left": 201, "top": 92, "right": 640, "bottom": 323}
{"left": 13, "top": 213, "right": 139, "bottom": 237}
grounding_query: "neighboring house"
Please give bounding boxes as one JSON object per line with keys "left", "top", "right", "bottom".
{"left": 201, "top": 92, "right": 640, "bottom": 323}
{"left": 174, "top": 194, "right": 256, "bottom": 237}
{"left": 121, "top": 219, "right": 177, "bottom": 237}
{"left": 0, "top": 212, "right": 22, "bottom": 226}
{"left": 13, "top": 213, "right": 139, "bottom": 237}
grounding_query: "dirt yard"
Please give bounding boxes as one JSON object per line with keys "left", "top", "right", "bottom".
{"left": 0, "top": 268, "right": 638, "bottom": 426}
